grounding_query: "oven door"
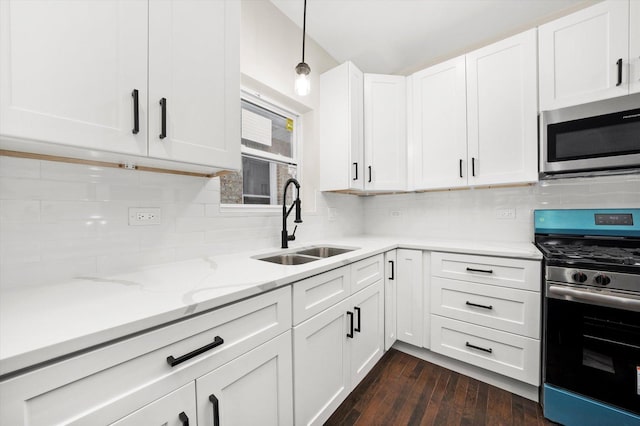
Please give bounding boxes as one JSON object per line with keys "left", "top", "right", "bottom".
{"left": 541, "top": 93, "right": 640, "bottom": 175}
{"left": 545, "top": 287, "right": 640, "bottom": 415}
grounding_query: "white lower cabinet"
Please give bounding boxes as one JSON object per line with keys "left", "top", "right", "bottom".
{"left": 294, "top": 280, "right": 384, "bottom": 426}
{"left": 196, "top": 331, "right": 293, "bottom": 426}
{"left": 110, "top": 382, "right": 197, "bottom": 426}
{"left": 396, "top": 249, "right": 424, "bottom": 347}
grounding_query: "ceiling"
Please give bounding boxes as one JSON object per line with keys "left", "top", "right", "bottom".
{"left": 270, "top": 0, "right": 596, "bottom": 75}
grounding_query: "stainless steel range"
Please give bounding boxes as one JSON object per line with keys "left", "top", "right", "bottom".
{"left": 535, "top": 209, "right": 640, "bottom": 426}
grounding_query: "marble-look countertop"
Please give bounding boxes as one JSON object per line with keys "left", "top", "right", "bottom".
{"left": 0, "top": 236, "right": 542, "bottom": 377}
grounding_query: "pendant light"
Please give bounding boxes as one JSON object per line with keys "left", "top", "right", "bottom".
{"left": 294, "top": 0, "right": 311, "bottom": 96}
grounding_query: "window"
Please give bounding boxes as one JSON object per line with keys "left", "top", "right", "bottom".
{"left": 220, "top": 93, "right": 300, "bottom": 207}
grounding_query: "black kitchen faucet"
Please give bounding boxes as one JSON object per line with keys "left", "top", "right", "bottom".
{"left": 281, "top": 178, "right": 302, "bottom": 249}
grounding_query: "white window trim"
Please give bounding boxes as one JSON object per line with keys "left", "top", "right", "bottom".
{"left": 219, "top": 89, "right": 303, "bottom": 214}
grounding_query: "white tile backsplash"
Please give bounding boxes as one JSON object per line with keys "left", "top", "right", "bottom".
{"left": 363, "top": 174, "right": 640, "bottom": 242}
{"left": 0, "top": 157, "right": 364, "bottom": 289}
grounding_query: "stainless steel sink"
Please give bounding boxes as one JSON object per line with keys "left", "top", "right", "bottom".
{"left": 295, "top": 247, "right": 354, "bottom": 258}
{"left": 257, "top": 254, "right": 319, "bottom": 265}
{"left": 254, "top": 245, "right": 358, "bottom": 265}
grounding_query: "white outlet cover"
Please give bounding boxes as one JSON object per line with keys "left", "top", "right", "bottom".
{"left": 496, "top": 208, "right": 516, "bottom": 220}
{"left": 129, "top": 207, "right": 161, "bottom": 226}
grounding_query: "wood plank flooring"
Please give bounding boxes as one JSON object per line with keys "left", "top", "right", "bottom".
{"left": 325, "top": 349, "right": 554, "bottom": 426}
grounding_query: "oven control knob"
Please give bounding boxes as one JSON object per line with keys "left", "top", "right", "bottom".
{"left": 594, "top": 274, "right": 611, "bottom": 286}
{"left": 572, "top": 272, "right": 588, "bottom": 283}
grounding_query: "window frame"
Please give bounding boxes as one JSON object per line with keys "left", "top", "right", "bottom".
{"left": 219, "top": 89, "right": 303, "bottom": 213}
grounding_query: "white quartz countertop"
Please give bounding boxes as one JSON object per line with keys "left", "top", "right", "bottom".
{"left": 0, "top": 236, "right": 541, "bottom": 377}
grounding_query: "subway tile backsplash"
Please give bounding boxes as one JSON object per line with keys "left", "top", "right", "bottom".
{"left": 0, "top": 156, "right": 364, "bottom": 289}
{"left": 2, "top": 155, "right": 639, "bottom": 289}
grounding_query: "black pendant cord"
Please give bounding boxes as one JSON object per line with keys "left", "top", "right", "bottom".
{"left": 301, "top": 0, "right": 307, "bottom": 63}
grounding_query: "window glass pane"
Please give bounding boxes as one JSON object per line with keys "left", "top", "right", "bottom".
{"left": 241, "top": 99, "right": 294, "bottom": 159}
{"left": 220, "top": 155, "right": 297, "bottom": 206}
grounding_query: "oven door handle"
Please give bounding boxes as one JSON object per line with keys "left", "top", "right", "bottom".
{"left": 548, "top": 285, "right": 640, "bottom": 312}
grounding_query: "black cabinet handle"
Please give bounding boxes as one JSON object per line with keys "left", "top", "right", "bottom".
{"left": 159, "top": 97, "right": 167, "bottom": 139}
{"left": 166, "top": 336, "right": 224, "bottom": 367}
{"left": 131, "top": 89, "right": 139, "bottom": 134}
{"left": 616, "top": 58, "right": 623, "bottom": 86}
{"left": 388, "top": 260, "right": 395, "bottom": 280}
{"left": 466, "top": 341, "right": 492, "bottom": 354}
{"left": 466, "top": 301, "right": 493, "bottom": 310}
{"left": 471, "top": 157, "right": 476, "bottom": 177}
{"left": 179, "top": 411, "right": 190, "bottom": 426}
{"left": 368, "top": 166, "right": 372, "bottom": 183}
{"left": 466, "top": 267, "right": 493, "bottom": 274}
{"left": 354, "top": 306, "right": 361, "bottom": 332}
{"left": 459, "top": 159, "right": 463, "bottom": 178}
{"left": 346, "top": 311, "right": 354, "bottom": 338}
{"left": 353, "top": 162, "right": 358, "bottom": 181}
{"left": 209, "top": 394, "right": 220, "bottom": 426}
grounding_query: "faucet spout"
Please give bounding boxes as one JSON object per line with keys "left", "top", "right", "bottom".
{"left": 282, "top": 178, "right": 302, "bottom": 249}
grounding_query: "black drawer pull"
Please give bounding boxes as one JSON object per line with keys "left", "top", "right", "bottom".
{"left": 466, "top": 301, "right": 493, "bottom": 310}
{"left": 159, "top": 97, "right": 167, "bottom": 139}
{"left": 166, "top": 336, "right": 224, "bottom": 367}
{"left": 616, "top": 58, "right": 623, "bottom": 86}
{"left": 209, "top": 394, "right": 220, "bottom": 426}
{"left": 347, "top": 311, "right": 354, "bottom": 338}
{"left": 466, "top": 267, "right": 493, "bottom": 274}
{"left": 354, "top": 306, "right": 361, "bottom": 332}
{"left": 459, "top": 159, "right": 463, "bottom": 178}
{"left": 471, "top": 157, "right": 475, "bottom": 177}
{"left": 131, "top": 89, "right": 139, "bottom": 134}
{"left": 389, "top": 260, "right": 395, "bottom": 280}
{"left": 368, "top": 165, "right": 372, "bottom": 183}
{"left": 353, "top": 162, "right": 358, "bottom": 180}
{"left": 179, "top": 411, "right": 190, "bottom": 426}
{"left": 466, "top": 342, "right": 492, "bottom": 354}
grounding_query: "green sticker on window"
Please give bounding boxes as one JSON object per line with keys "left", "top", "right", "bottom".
{"left": 286, "top": 118, "right": 294, "bottom": 132}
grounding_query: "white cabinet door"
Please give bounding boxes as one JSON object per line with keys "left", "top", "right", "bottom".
{"left": 319, "top": 61, "right": 364, "bottom": 191}
{"left": 0, "top": 0, "right": 148, "bottom": 155}
{"left": 364, "top": 74, "right": 407, "bottom": 191}
{"left": 148, "top": 0, "right": 240, "bottom": 169}
{"left": 349, "top": 280, "right": 384, "bottom": 386}
{"left": 294, "top": 299, "right": 350, "bottom": 426}
{"left": 539, "top": 0, "right": 630, "bottom": 110}
{"left": 110, "top": 383, "right": 196, "bottom": 426}
{"left": 411, "top": 57, "right": 468, "bottom": 190}
{"left": 196, "top": 331, "right": 293, "bottom": 426}
{"left": 396, "top": 249, "right": 423, "bottom": 347}
{"left": 466, "top": 29, "right": 538, "bottom": 186}
{"left": 384, "top": 250, "right": 397, "bottom": 350}
{"left": 630, "top": 0, "right": 640, "bottom": 94}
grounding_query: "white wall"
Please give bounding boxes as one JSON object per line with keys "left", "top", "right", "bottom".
{"left": 0, "top": 1, "right": 363, "bottom": 289}
{"left": 362, "top": 174, "right": 640, "bottom": 242}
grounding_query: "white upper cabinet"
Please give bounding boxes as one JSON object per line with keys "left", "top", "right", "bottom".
{"left": 319, "top": 61, "right": 364, "bottom": 191}
{"left": 630, "top": 0, "right": 640, "bottom": 94}
{"left": 148, "top": 0, "right": 240, "bottom": 169}
{"left": 410, "top": 57, "right": 467, "bottom": 190}
{"left": 466, "top": 28, "right": 538, "bottom": 186}
{"left": 364, "top": 74, "right": 407, "bottom": 191}
{"left": 0, "top": 0, "right": 148, "bottom": 156}
{"left": 538, "top": 0, "right": 631, "bottom": 110}
{"left": 0, "top": 0, "right": 240, "bottom": 171}
{"left": 319, "top": 65, "right": 406, "bottom": 192}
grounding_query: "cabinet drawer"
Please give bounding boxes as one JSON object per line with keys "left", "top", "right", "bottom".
{"left": 293, "top": 266, "right": 351, "bottom": 325}
{"left": 110, "top": 382, "right": 196, "bottom": 426}
{"left": 431, "top": 277, "right": 541, "bottom": 338}
{"left": 351, "top": 254, "right": 384, "bottom": 293}
{"left": 0, "top": 287, "right": 291, "bottom": 426}
{"left": 431, "top": 315, "right": 540, "bottom": 386}
{"left": 431, "top": 252, "right": 541, "bottom": 291}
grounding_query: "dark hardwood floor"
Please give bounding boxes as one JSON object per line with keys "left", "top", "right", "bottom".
{"left": 325, "top": 349, "right": 554, "bottom": 426}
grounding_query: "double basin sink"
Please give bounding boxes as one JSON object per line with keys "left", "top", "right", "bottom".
{"left": 255, "top": 246, "right": 357, "bottom": 265}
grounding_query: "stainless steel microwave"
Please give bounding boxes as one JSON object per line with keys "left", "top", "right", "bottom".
{"left": 540, "top": 93, "right": 640, "bottom": 177}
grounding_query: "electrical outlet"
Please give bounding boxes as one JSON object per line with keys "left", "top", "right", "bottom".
{"left": 129, "top": 207, "right": 161, "bottom": 226}
{"left": 327, "top": 207, "right": 338, "bottom": 221}
{"left": 390, "top": 210, "right": 402, "bottom": 218}
{"left": 496, "top": 208, "right": 516, "bottom": 220}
